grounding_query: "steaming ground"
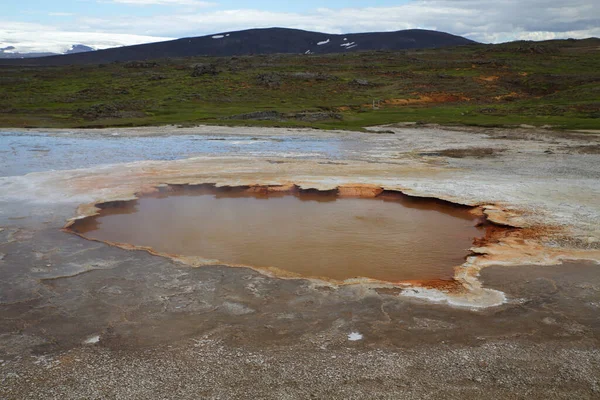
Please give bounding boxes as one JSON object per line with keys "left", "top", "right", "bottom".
{"left": 1, "top": 125, "right": 600, "bottom": 398}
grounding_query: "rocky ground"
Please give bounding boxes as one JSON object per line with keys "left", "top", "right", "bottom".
{"left": 1, "top": 125, "right": 599, "bottom": 398}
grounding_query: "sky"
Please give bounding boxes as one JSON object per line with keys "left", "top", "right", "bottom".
{"left": 1, "top": 0, "right": 599, "bottom": 53}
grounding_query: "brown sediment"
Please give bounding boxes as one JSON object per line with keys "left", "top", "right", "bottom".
{"left": 60, "top": 178, "right": 600, "bottom": 308}
{"left": 364, "top": 93, "right": 470, "bottom": 109}
{"left": 64, "top": 183, "right": 513, "bottom": 297}
{"left": 419, "top": 148, "right": 505, "bottom": 159}
{"left": 493, "top": 92, "right": 521, "bottom": 101}
{"left": 477, "top": 75, "right": 500, "bottom": 82}
{"left": 3, "top": 125, "right": 595, "bottom": 310}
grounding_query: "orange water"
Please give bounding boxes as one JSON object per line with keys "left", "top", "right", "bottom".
{"left": 72, "top": 191, "right": 483, "bottom": 282}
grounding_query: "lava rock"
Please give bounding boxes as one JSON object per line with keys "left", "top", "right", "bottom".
{"left": 191, "top": 64, "right": 219, "bottom": 77}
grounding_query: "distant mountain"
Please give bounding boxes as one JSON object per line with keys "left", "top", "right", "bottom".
{"left": 0, "top": 45, "right": 54, "bottom": 59}
{"left": 66, "top": 45, "right": 95, "bottom": 54}
{"left": 0, "top": 44, "right": 95, "bottom": 59}
{"left": 0, "top": 28, "right": 476, "bottom": 65}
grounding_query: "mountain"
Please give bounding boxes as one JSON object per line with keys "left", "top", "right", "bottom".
{"left": 0, "top": 28, "right": 476, "bottom": 65}
{"left": 0, "top": 44, "right": 95, "bottom": 59}
{"left": 66, "top": 45, "right": 95, "bottom": 54}
{"left": 0, "top": 45, "right": 55, "bottom": 59}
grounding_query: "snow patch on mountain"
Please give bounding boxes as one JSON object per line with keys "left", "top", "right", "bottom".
{"left": 66, "top": 44, "right": 95, "bottom": 54}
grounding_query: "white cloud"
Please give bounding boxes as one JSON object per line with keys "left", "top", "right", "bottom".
{"left": 0, "top": 22, "right": 172, "bottom": 54}
{"left": 48, "top": 12, "right": 75, "bottom": 17}
{"left": 77, "top": 1, "right": 599, "bottom": 43}
{"left": 2, "top": 0, "right": 598, "bottom": 54}
{"left": 108, "top": 0, "right": 216, "bottom": 6}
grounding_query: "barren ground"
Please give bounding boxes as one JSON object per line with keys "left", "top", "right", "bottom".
{"left": 1, "top": 125, "right": 600, "bottom": 399}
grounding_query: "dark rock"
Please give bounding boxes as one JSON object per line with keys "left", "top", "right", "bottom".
{"left": 288, "top": 72, "right": 339, "bottom": 81}
{"left": 256, "top": 73, "right": 282, "bottom": 88}
{"left": 226, "top": 111, "right": 283, "bottom": 120}
{"left": 191, "top": 64, "right": 219, "bottom": 77}
{"left": 75, "top": 102, "right": 147, "bottom": 120}
{"left": 350, "top": 79, "right": 371, "bottom": 87}
{"left": 148, "top": 74, "right": 167, "bottom": 81}
{"left": 288, "top": 112, "right": 342, "bottom": 122}
{"left": 124, "top": 61, "right": 159, "bottom": 68}
{"left": 76, "top": 103, "right": 120, "bottom": 119}
{"left": 225, "top": 110, "right": 342, "bottom": 122}
{"left": 478, "top": 108, "right": 498, "bottom": 114}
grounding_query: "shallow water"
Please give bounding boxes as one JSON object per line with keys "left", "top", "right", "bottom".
{"left": 71, "top": 190, "right": 482, "bottom": 282}
{"left": 0, "top": 131, "right": 345, "bottom": 177}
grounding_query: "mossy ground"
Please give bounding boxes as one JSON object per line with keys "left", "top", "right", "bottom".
{"left": 1, "top": 38, "right": 598, "bottom": 130}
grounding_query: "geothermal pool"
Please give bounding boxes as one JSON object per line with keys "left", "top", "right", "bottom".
{"left": 70, "top": 188, "right": 483, "bottom": 282}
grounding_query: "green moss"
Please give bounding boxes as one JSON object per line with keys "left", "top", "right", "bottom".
{"left": 0, "top": 39, "right": 599, "bottom": 130}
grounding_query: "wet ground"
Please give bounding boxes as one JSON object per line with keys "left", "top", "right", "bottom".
{"left": 1, "top": 125, "right": 600, "bottom": 398}
{"left": 0, "top": 129, "right": 347, "bottom": 177}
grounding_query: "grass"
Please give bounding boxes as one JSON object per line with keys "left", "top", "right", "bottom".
{"left": 0, "top": 38, "right": 599, "bottom": 130}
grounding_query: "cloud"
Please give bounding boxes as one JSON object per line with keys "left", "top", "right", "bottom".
{"left": 80, "top": 0, "right": 600, "bottom": 43}
{"left": 0, "top": 22, "right": 172, "bottom": 54}
{"left": 2, "top": 0, "right": 598, "bottom": 54}
{"left": 48, "top": 12, "right": 75, "bottom": 17}
{"left": 107, "top": 0, "right": 216, "bottom": 6}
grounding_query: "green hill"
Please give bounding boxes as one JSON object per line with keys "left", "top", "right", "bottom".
{"left": 0, "top": 38, "right": 598, "bottom": 130}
